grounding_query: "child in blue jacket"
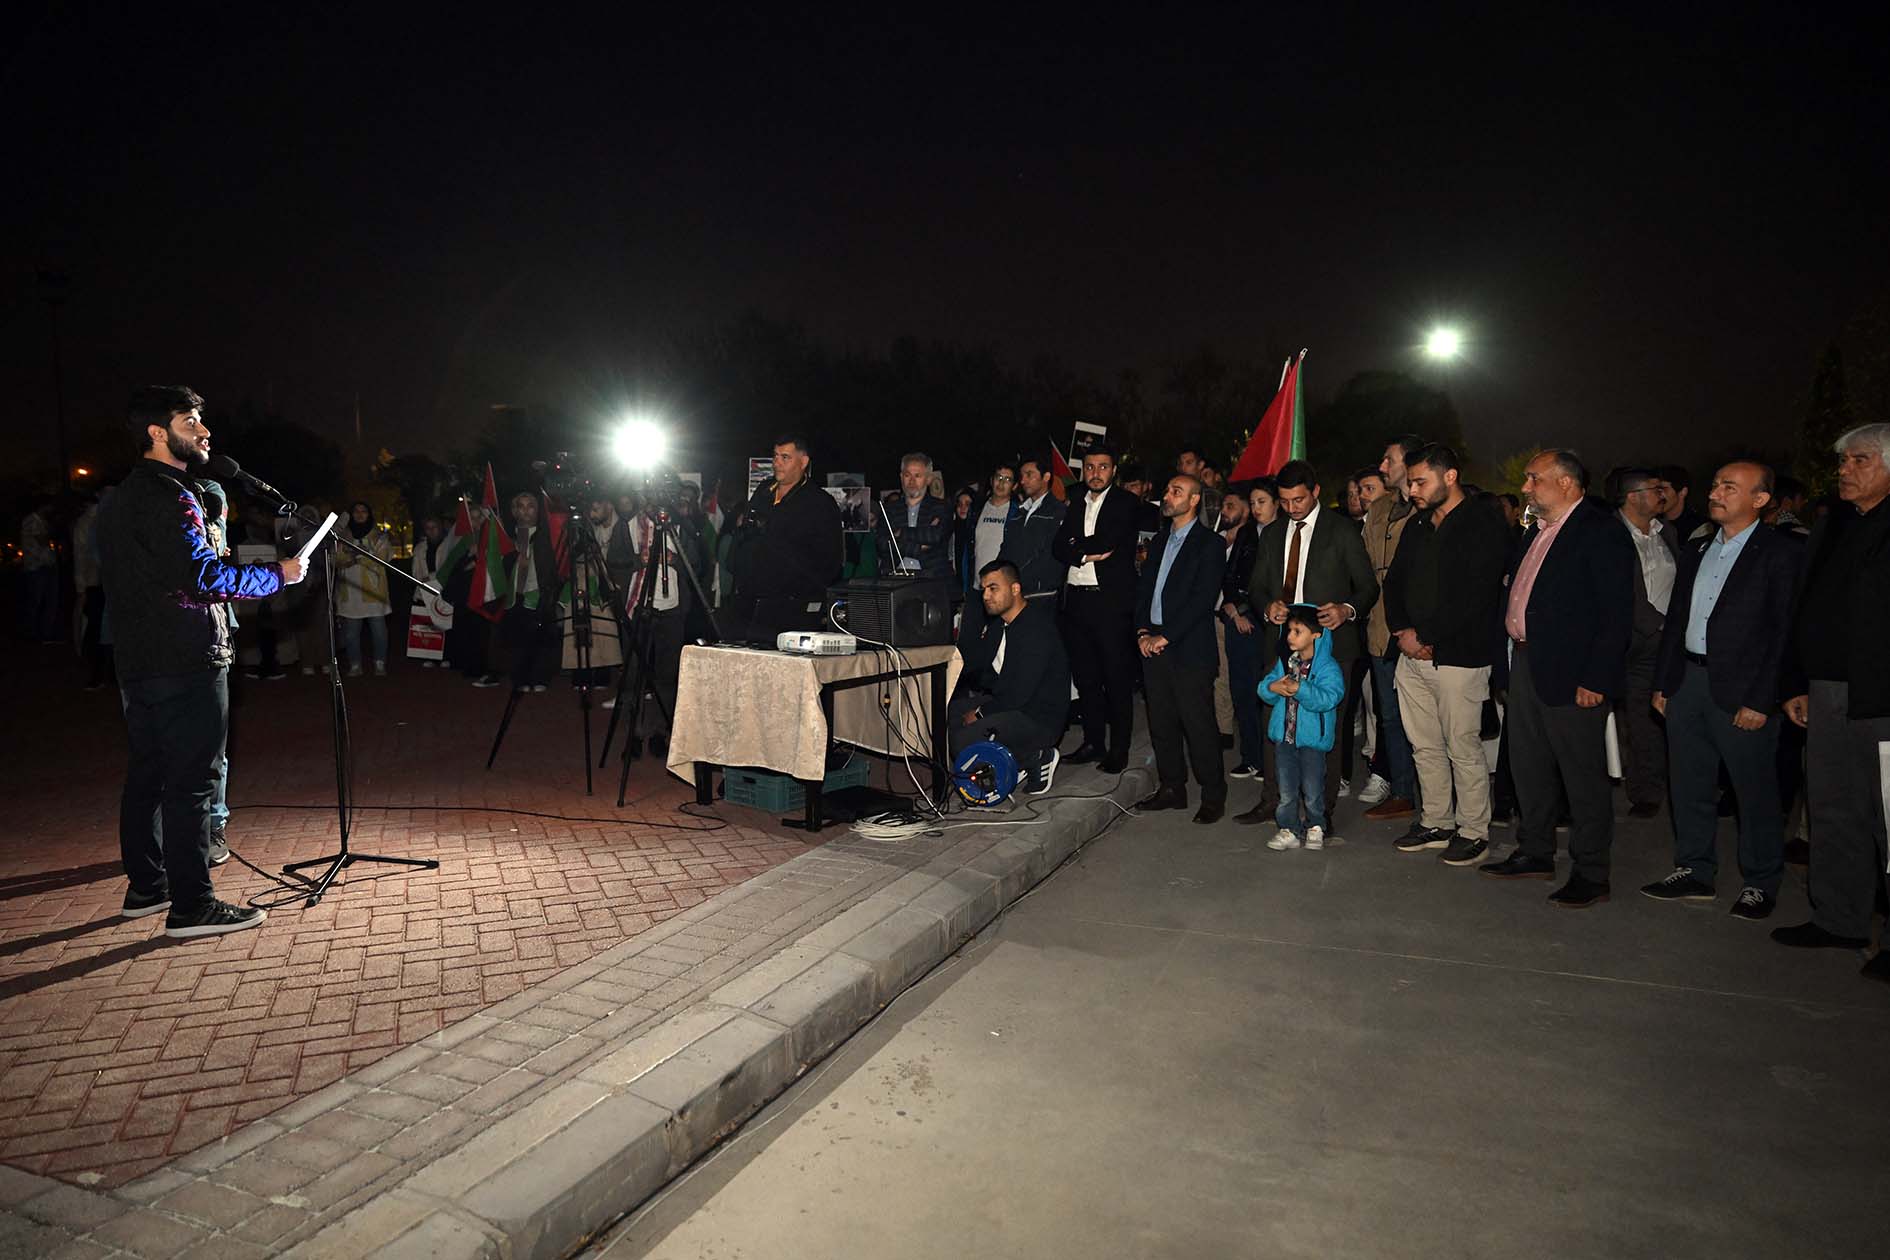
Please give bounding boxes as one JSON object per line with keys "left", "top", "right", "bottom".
{"left": 1259, "top": 604, "right": 1346, "bottom": 850}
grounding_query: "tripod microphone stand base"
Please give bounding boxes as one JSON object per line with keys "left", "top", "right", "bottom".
{"left": 282, "top": 850, "right": 441, "bottom": 908}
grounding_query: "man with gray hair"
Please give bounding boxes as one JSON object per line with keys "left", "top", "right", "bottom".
{"left": 1776, "top": 423, "right": 1890, "bottom": 984}
{"left": 877, "top": 451, "right": 953, "bottom": 579}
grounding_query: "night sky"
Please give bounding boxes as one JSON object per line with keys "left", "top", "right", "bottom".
{"left": 9, "top": 6, "right": 1885, "bottom": 480}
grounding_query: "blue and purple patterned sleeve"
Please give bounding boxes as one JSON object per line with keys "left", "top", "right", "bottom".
{"left": 167, "top": 488, "right": 283, "bottom": 603}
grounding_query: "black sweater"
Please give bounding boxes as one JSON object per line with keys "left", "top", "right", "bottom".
{"left": 733, "top": 478, "right": 844, "bottom": 603}
{"left": 956, "top": 599, "right": 1071, "bottom": 731}
{"left": 1382, "top": 494, "right": 1511, "bottom": 669}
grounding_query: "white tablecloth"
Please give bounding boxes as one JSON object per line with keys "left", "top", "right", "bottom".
{"left": 666, "top": 644, "right": 961, "bottom": 783}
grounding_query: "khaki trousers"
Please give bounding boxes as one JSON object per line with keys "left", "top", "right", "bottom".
{"left": 1395, "top": 656, "right": 1493, "bottom": 839}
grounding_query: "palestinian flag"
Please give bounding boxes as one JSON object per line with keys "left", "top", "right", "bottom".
{"left": 1230, "top": 350, "right": 1308, "bottom": 481}
{"left": 467, "top": 463, "right": 513, "bottom": 622}
{"left": 437, "top": 498, "right": 476, "bottom": 579}
{"left": 1048, "top": 440, "right": 1075, "bottom": 501}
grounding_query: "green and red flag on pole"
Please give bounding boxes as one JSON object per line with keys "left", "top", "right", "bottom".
{"left": 1047, "top": 440, "right": 1075, "bottom": 501}
{"left": 1230, "top": 349, "right": 1308, "bottom": 481}
{"left": 467, "top": 463, "right": 514, "bottom": 621}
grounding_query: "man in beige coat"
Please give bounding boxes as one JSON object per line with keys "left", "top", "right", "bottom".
{"left": 1357, "top": 435, "right": 1423, "bottom": 818}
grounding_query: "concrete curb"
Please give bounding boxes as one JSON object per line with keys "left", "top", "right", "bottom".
{"left": 287, "top": 772, "right": 1148, "bottom": 1259}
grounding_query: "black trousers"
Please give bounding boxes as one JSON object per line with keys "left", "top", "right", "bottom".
{"left": 1616, "top": 628, "right": 1667, "bottom": 808}
{"left": 1509, "top": 645, "right": 1614, "bottom": 881}
{"left": 948, "top": 691, "right": 1054, "bottom": 762}
{"left": 504, "top": 603, "right": 562, "bottom": 686}
{"left": 1061, "top": 588, "right": 1136, "bottom": 756}
{"left": 1142, "top": 646, "right": 1226, "bottom": 805}
{"left": 119, "top": 668, "right": 227, "bottom": 912}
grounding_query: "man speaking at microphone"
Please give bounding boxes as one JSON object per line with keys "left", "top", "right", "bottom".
{"left": 99, "top": 387, "right": 305, "bottom": 939}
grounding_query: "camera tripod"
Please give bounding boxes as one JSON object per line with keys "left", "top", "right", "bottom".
{"left": 485, "top": 495, "right": 630, "bottom": 795}
{"left": 598, "top": 507, "right": 721, "bottom": 807}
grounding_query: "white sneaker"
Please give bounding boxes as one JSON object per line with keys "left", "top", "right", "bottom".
{"left": 1355, "top": 773, "right": 1391, "bottom": 806}
{"left": 346, "top": 664, "right": 363, "bottom": 678}
{"left": 1267, "top": 829, "right": 1301, "bottom": 851}
{"left": 1336, "top": 778, "right": 1352, "bottom": 798}
{"left": 599, "top": 695, "right": 617, "bottom": 709}
{"left": 1304, "top": 826, "right": 1326, "bottom": 850}
{"left": 373, "top": 661, "right": 387, "bottom": 676}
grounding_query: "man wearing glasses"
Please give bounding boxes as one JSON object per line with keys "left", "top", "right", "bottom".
{"left": 973, "top": 463, "right": 1020, "bottom": 578}
{"left": 1613, "top": 468, "right": 1681, "bottom": 819}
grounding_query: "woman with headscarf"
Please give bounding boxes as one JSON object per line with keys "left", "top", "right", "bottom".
{"left": 334, "top": 499, "right": 394, "bottom": 676}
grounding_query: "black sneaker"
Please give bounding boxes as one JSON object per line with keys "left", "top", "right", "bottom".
{"left": 1026, "top": 748, "right": 1060, "bottom": 796}
{"left": 208, "top": 829, "right": 231, "bottom": 867}
{"left": 1729, "top": 888, "right": 1775, "bottom": 921}
{"left": 1640, "top": 867, "right": 1716, "bottom": 902}
{"left": 165, "top": 900, "right": 267, "bottom": 940}
{"left": 1549, "top": 874, "right": 1611, "bottom": 908}
{"left": 1770, "top": 921, "right": 1868, "bottom": 950}
{"left": 1439, "top": 835, "right": 1488, "bottom": 866}
{"left": 1395, "top": 824, "right": 1454, "bottom": 852}
{"left": 1228, "top": 762, "right": 1258, "bottom": 779}
{"left": 1479, "top": 853, "right": 1556, "bottom": 880}
{"left": 121, "top": 887, "right": 172, "bottom": 919}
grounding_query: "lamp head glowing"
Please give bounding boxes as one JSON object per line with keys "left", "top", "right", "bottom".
{"left": 1425, "top": 328, "right": 1462, "bottom": 360}
{"left": 611, "top": 416, "right": 667, "bottom": 471}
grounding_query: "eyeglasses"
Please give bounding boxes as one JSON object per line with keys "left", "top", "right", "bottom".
{"left": 992, "top": 474, "right": 1014, "bottom": 484}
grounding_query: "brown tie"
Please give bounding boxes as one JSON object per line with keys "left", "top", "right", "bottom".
{"left": 1281, "top": 520, "right": 1304, "bottom": 603}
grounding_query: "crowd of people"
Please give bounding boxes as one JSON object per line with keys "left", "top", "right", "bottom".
{"left": 35, "top": 384, "right": 1890, "bottom": 979}
{"left": 864, "top": 427, "right": 1890, "bottom": 992}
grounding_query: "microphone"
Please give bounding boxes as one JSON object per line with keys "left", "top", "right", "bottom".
{"left": 208, "top": 454, "right": 288, "bottom": 503}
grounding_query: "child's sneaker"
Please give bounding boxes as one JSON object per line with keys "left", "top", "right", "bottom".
{"left": 1304, "top": 826, "right": 1326, "bottom": 850}
{"left": 1267, "top": 828, "right": 1301, "bottom": 851}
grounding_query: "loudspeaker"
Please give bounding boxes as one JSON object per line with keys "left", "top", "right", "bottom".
{"left": 825, "top": 578, "right": 953, "bottom": 646}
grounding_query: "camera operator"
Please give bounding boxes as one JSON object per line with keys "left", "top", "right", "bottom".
{"left": 728, "top": 433, "right": 843, "bottom": 641}
{"left": 99, "top": 386, "right": 305, "bottom": 940}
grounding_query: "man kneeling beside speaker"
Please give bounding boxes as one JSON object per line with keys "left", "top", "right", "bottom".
{"left": 950, "top": 560, "right": 1072, "bottom": 794}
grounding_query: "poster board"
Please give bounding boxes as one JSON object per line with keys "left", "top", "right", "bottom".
{"left": 1070, "top": 421, "right": 1109, "bottom": 465}
{"left": 747, "top": 458, "right": 773, "bottom": 500}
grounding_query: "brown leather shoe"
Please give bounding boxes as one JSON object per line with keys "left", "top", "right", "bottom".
{"left": 1363, "top": 797, "right": 1415, "bottom": 820}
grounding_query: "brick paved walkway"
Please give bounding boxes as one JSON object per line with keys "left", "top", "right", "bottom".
{"left": 0, "top": 643, "right": 811, "bottom": 1188}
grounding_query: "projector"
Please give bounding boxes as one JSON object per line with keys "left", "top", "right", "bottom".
{"left": 776, "top": 631, "right": 858, "bottom": 656}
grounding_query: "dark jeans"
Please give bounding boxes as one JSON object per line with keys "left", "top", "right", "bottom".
{"left": 1274, "top": 741, "right": 1327, "bottom": 832}
{"left": 948, "top": 691, "right": 1054, "bottom": 763}
{"left": 1223, "top": 616, "right": 1266, "bottom": 766}
{"left": 1805, "top": 680, "right": 1890, "bottom": 938}
{"left": 1667, "top": 662, "right": 1782, "bottom": 894}
{"left": 119, "top": 668, "right": 227, "bottom": 911}
{"left": 1509, "top": 645, "right": 1615, "bottom": 881}
{"left": 1142, "top": 647, "right": 1225, "bottom": 805}
{"left": 1369, "top": 654, "right": 1417, "bottom": 800}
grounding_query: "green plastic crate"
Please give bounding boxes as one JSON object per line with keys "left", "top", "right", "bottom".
{"left": 722, "top": 757, "right": 871, "bottom": 812}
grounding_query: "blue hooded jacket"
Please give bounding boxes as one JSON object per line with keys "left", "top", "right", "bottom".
{"left": 1259, "top": 612, "right": 1346, "bottom": 751}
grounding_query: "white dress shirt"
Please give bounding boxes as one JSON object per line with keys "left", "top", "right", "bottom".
{"left": 1066, "top": 486, "right": 1111, "bottom": 587}
{"left": 1278, "top": 503, "right": 1323, "bottom": 605}
{"left": 1619, "top": 511, "right": 1676, "bottom": 616}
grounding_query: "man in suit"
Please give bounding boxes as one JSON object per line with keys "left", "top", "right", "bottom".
{"left": 1610, "top": 467, "right": 1682, "bottom": 818}
{"left": 1775, "top": 423, "right": 1890, "bottom": 982}
{"left": 1053, "top": 447, "right": 1143, "bottom": 774}
{"left": 1481, "top": 450, "right": 1636, "bottom": 908}
{"left": 1643, "top": 462, "right": 1800, "bottom": 918}
{"left": 999, "top": 453, "right": 1067, "bottom": 601}
{"left": 1134, "top": 475, "right": 1229, "bottom": 822}
{"left": 951, "top": 560, "right": 1072, "bottom": 793}
{"left": 1233, "top": 459, "right": 1379, "bottom": 824}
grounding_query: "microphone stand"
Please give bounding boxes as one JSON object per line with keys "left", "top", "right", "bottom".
{"left": 243, "top": 477, "right": 443, "bottom": 906}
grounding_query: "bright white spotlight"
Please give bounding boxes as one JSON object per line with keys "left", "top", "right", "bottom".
{"left": 1425, "top": 328, "right": 1462, "bottom": 359}
{"left": 611, "top": 416, "right": 668, "bottom": 470}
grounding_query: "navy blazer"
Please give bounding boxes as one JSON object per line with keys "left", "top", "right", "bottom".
{"left": 1655, "top": 523, "right": 1802, "bottom": 713}
{"left": 1501, "top": 500, "right": 1636, "bottom": 704}
{"left": 1051, "top": 486, "right": 1144, "bottom": 610}
{"left": 1135, "top": 519, "right": 1227, "bottom": 670}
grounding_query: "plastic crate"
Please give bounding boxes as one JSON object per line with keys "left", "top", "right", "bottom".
{"left": 722, "top": 757, "right": 871, "bottom": 812}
